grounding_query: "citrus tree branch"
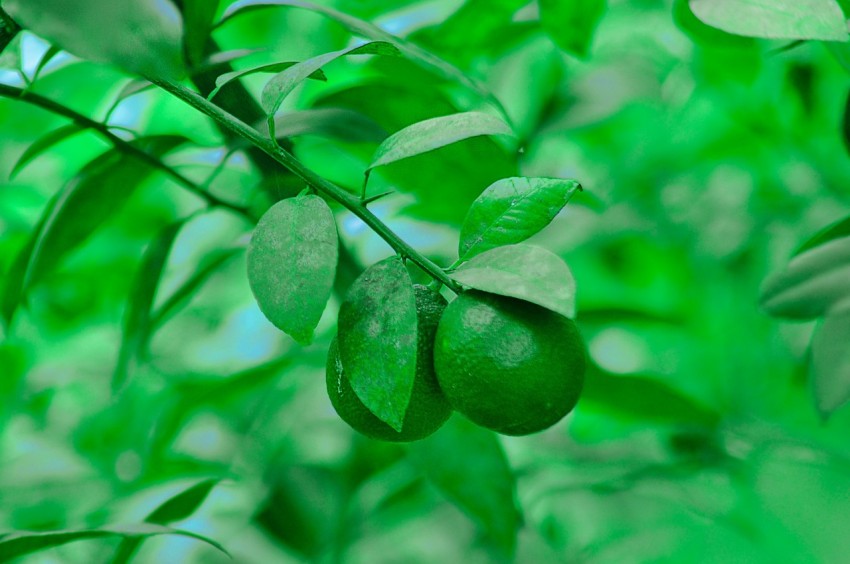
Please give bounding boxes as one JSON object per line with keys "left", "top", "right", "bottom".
{"left": 148, "top": 77, "right": 463, "bottom": 294}
{"left": 0, "top": 83, "right": 250, "bottom": 218}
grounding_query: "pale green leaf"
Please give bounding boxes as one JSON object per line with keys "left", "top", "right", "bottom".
{"left": 812, "top": 310, "right": 850, "bottom": 417}
{"left": 451, "top": 244, "right": 577, "bottom": 318}
{"left": 689, "top": 0, "right": 849, "bottom": 41}
{"left": 368, "top": 112, "right": 513, "bottom": 172}
{"left": 247, "top": 194, "right": 338, "bottom": 344}
{"left": 459, "top": 177, "right": 581, "bottom": 261}
{"left": 337, "top": 256, "right": 418, "bottom": 431}
{"left": 207, "top": 61, "right": 327, "bottom": 101}
{"left": 10, "top": 124, "right": 83, "bottom": 179}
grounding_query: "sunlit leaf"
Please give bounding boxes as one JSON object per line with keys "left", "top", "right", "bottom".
{"left": 272, "top": 108, "right": 386, "bottom": 143}
{"left": 207, "top": 61, "right": 327, "bottom": 100}
{"left": 367, "top": 111, "right": 513, "bottom": 172}
{"left": 459, "top": 177, "right": 581, "bottom": 261}
{"left": 689, "top": 0, "right": 848, "bottom": 41}
{"left": 337, "top": 256, "right": 418, "bottom": 431}
{"left": 113, "top": 221, "right": 183, "bottom": 391}
{"left": 760, "top": 236, "right": 850, "bottom": 320}
{"left": 3, "top": 0, "right": 185, "bottom": 78}
{"left": 811, "top": 310, "right": 850, "bottom": 418}
{"left": 260, "top": 41, "right": 401, "bottom": 115}
{"left": 247, "top": 193, "right": 338, "bottom": 344}
{"left": 10, "top": 123, "right": 83, "bottom": 179}
{"left": 408, "top": 416, "right": 521, "bottom": 556}
{"left": 451, "top": 244, "right": 577, "bottom": 318}
{"left": 539, "top": 0, "right": 607, "bottom": 58}
{"left": 1, "top": 136, "right": 187, "bottom": 325}
{"left": 0, "top": 524, "right": 229, "bottom": 562}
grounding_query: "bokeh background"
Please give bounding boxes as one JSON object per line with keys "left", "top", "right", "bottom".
{"left": 2, "top": 0, "right": 850, "bottom": 562}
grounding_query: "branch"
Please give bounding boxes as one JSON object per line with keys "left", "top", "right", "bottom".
{"left": 0, "top": 83, "right": 251, "bottom": 218}
{"left": 149, "top": 77, "right": 462, "bottom": 294}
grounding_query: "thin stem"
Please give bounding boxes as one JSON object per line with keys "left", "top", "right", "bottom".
{"left": 149, "top": 77, "right": 462, "bottom": 294}
{"left": 0, "top": 83, "right": 250, "bottom": 218}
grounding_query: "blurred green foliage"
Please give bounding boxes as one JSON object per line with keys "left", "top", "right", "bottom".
{"left": 1, "top": 0, "right": 850, "bottom": 562}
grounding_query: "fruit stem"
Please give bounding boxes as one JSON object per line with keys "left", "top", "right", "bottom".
{"left": 149, "top": 78, "right": 463, "bottom": 294}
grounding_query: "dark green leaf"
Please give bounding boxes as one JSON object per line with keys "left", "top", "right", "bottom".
{"left": 113, "top": 222, "right": 183, "bottom": 392}
{"left": 247, "top": 194, "right": 338, "bottom": 344}
{"left": 0, "top": 524, "right": 229, "bottom": 562}
{"left": 408, "top": 416, "right": 521, "bottom": 556}
{"left": 797, "top": 215, "right": 850, "bottom": 255}
{"left": 219, "top": 0, "right": 506, "bottom": 116}
{"left": 760, "top": 236, "right": 850, "bottom": 320}
{"left": 689, "top": 0, "right": 848, "bottom": 41}
{"left": 10, "top": 124, "right": 83, "bottom": 179}
{"left": 0, "top": 8, "right": 20, "bottom": 56}
{"left": 182, "top": 0, "right": 220, "bottom": 67}
{"left": 459, "top": 177, "right": 581, "bottom": 261}
{"left": 451, "top": 244, "right": 577, "bottom": 318}
{"left": 367, "top": 112, "right": 513, "bottom": 172}
{"left": 1, "top": 136, "right": 186, "bottom": 325}
{"left": 207, "top": 61, "right": 327, "bottom": 100}
{"left": 539, "top": 0, "right": 607, "bottom": 58}
{"left": 3, "top": 0, "right": 185, "bottom": 79}
{"left": 260, "top": 41, "right": 401, "bottom": 116}
{"left": 31, "top": 44, "right": 61, "bottom": 81}
{"left": 272, "top": 108, "right": 387, "bottom": 143}
{"left": 811, "top": 310, "right": 850, "bottom": 418}
{"left": 337, "top": 256, "right": 417, "bottom": 431}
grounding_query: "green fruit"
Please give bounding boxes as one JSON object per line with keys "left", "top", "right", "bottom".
{"left": 433, "top": 291, "right": 585, "bottom": 436}
{"left": 327, "top": 285, "right": 452, "bottom": 442}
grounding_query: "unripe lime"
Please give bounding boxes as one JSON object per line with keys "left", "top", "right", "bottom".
{"left": 326, "top": 285, "right": 452, "bottom": 442}
{"left": 433, "top": 291, "right": 585, "bottom": 436}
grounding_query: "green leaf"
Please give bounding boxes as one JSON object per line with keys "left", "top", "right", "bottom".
{"left": 539, "top": 0, "right": 607, "bottom": 58}
{"left": 811, "top": 310, "right": 850, "bottom": 418}
{"left": 10, "top": 124, "right": 83, "bottom": 179}
{"left": 219, "top": 0, "right": 507, "bottom": 117}
{"left": 3, "top": 0, "right": 185, "bottom": 79}
{"left": 31, "top": 44, "right": 61, "bottom": 81}
{"left": 408, "top": 416, "right": 521, "bottom": 556}
{"left": 451, "top": 244, "right": 577, "bottom": 318}
{"left": 337, "top": 256, "right": 418, "bottom": 432}
{"left": 271, "top": 108, "right": 387, "bottom": 143}
{"left": 113, "top": 222, "right": 183, "bottom": 392}
{"left": 207, "top": 61, "right": 327, "bottom": 101}
{"left": 260, "top": 41, "right": 401, "bottom": 116}
{"left": 0, "top": 9, "right": 20, "bottom": 56}
{"left": 1, "top": 136, "right": 187, "bottom": 325}
{"left": 459, "top": 177, "right": 581, "bottom": 261}
{"left": 367, "top": 112, "right": 514, "bottom": 172}
{"left": 796, "top": 214, "right": 850, "bottom": 255}
{"left": 247, "top": 194, "right": 338, "bottom": 344}
{"left": 0, "top": 523, "right": 229, "bottom": 562}
{"left": 181, "top": 0, "right": 220, "bottom": 67}
{"left": 760, "top": 236, "right": 850, "bottom": 320}
{"left": 689, "top": 0, "right": 849, "bottom": 41}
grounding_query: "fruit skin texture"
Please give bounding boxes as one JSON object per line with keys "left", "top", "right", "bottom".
{"left": 326, "top": 285, "right": 452, "bottom": 442}
{"left": 433, "top": 291, "right": 586, "bottom": 436}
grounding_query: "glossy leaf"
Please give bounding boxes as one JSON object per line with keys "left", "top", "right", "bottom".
{"left": 10, "top": 124, "right": 83, "bottom": 179}
{"left": 459, "top": 177, "right": 581, "bottom": 261}
{"left": 260, "top": 41, "right": 401, "bottom": 115}
{"left": 0, "top": 523, "right": 228, "bottom": 562}
{"left": 689, "top": 0, "right": 848, "bottom": 41}
{"left": 219, "top": 0, "right": 506, "bottom": 115}
{"left": 247, "top": 194, "right": 338, "bottom": 344}
{"left": 796, "top": 214, "right": 850, "bottom": 255}
{"left": 207, "top": 61, "right": 327, "bottom": 101}
{"left": 760, "top": 236, "right": 850, "bottom": 320}
{"left": 113, "top": 222, "right": 183, "bottom": 392}
{"left": 408, "top": 416, "right": 521, "bottom": 556}
{"left": 271, "top": 108, "right": 387, "bottom": 143}
{"left": 812, "top": 310, "right": 850, "bottom": 417}
{"left": 539, "top": 0, "right": 607, "bottom": 58}
{"left": 451, "top": 244, "right": 577, "bottom": 318}
{"left": 3, "top": 0, "right": 185, "bottom": 78}
{"left": 182, "top": 0, "right": 220, "bottom": 66}
{"left": 1, "top": 136, "right": 187, "bottom": 325}
{"left": 337, "top": 256, "right": 418, "bottom": 432}
{"left": 367, "top": 112, "right": 513, "bottom": 172}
